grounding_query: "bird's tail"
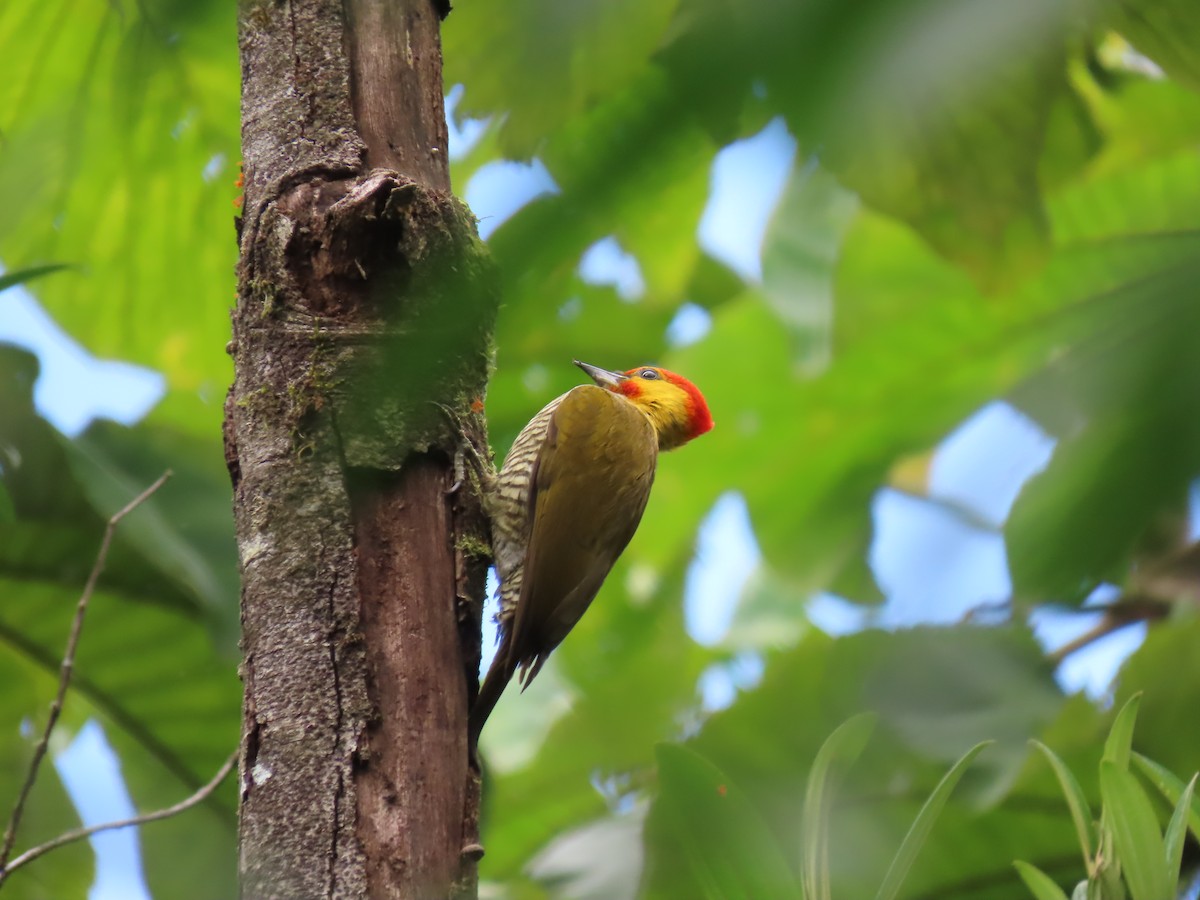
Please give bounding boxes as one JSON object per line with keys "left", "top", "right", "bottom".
{"left": 469, "top": 639, "right": 515, "bottom": 753}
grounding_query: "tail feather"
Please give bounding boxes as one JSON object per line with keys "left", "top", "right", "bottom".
{"left": 469, "top": 638, "right": 515, "bottom": 752}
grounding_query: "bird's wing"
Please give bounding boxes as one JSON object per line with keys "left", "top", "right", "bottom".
{"left": 506, "top": 385, "right": 658, "bottom": 685}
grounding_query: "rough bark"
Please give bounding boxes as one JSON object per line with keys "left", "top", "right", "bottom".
{"left": 228, "top": 1, "right": 493, "bottom": 897}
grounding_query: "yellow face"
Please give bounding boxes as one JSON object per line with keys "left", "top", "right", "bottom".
{"left": 616, "top": 367, "right": 713, "bottom": 452}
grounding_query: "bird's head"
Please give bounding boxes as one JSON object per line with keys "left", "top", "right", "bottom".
{"left": 575, "top": 360, "right": 713, "bottom": 451}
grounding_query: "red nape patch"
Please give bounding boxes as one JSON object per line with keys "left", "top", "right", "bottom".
{"left": 660, "top": 369, "right": 714, "bottom": 439}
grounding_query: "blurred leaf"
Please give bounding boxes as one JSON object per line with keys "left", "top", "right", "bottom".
{"left": 1038, "top": 77, "right": 1103, "bottom": 191}
{"left": 801, "top": 713, "right": 876, "bottom": 900}
{"left": 65, "top": 417, "right": 238, "bottom": 644}
{"left": 1112, "top": 0, "right": 1200, "bottom": 93}
{"left": 1014, "top": 861, "right": 1072, "bottom": 900}
{"left": 670, "top": 626, "right": 1073, "bottom": 898}
{"left": 1098, "top": 760, "right": 1169, "bottom": 900}
{"left": 444, "top": 0, "right": 680, "bottom": 157}
{"left": 0, "top": 359, "right": 236, "bottom": 897}
{"left": 683, "top": 252, "right": 747, "bottom": 313}
{"left": 1161, "top": 773, "right": 1194, "bottom": 886}
{"left": 486, "top": 69, "right": 713, "bottom": 371}
{"left": 721, "top": 566, "right": 811, "bottom": 652}
{"left": 525, "top": 811, "right": 645, "bottom": 900}
{"left": 1077, "top": 71, "right": 1200, "bottom": 176}
{"left": 874, "top": 741, "right": 992, "bottom": 900}
{"left": 826, "top": 41, "right": 1061, "bottom": 291}
{"left": 0, "top": 0, "right": 238, "bottom": 431}
{"left": 760, "top": 158, "right": 858, "bottom": 371}
{"left": 0, "top": 391, "right": 236, "bottom": 644}
{"left": 1131, "top": 753, "right": 1200, "bottom": 846}
{"left": 1030, "top": 739, "right": 1096, "bottom": 867}
{"left": 0, "top": 578, "right": 238, "bottom": 899}
{"left": 1104, "top": 694, "right": 1143, "bottom": 770}
{"left": 1115, "top": 620, "right": 1200, "bottom": 778}
{"left": 0, "top": 352, "right": 215, "bottom": 620}
{"left": 863, "top": 627, "right": 1060, "bottom": 798}
{"left": 0, "top": 483, "right": 14, "bottom": 524}
{"left": 1006, "top": 252, "right": 1200, "bottom": 604}
{"left": 645, "top": 743, "right": 800, "bottom": 900}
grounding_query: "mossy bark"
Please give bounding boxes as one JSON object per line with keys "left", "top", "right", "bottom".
{"left": 227, "top": 1, "right": 493, "bottom": 896}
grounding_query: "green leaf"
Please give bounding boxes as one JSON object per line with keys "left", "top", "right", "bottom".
{"left": 1104, "top": 693, "right": 1143, "bottom": 770}
{"left": 1030, "top": 739, "right": 1096, "bottom": 866}
{"left": 863, "top": 627, "right": 1061, "bottom": 802}
{"left": 63, "top": 418, "right": 239, "bottom": 643}
{"left": 0, "top": 0, "right": 238, "bottom": 431}
{"left": 1098, "top": 760, "right": 1170, "bottom": 900}
{"left": 1132, "top": 753, "right": 1200, "bottom": 846}
{"left": 0, "top": 578, "right": 238, "bottom": 900}
{"left": 801, "top": 713, "right": 876, "bottom": 900}
{"left": 444, "top": 0, "right": 681, "bottom": 157}
{"left": 0, "top": 263, "right": 72, "bottom": 294}
{"left": 0, "top": 482, "right": 14, "bottom": 524}
{"left": 1162, "top": 773, "right": 1195, "bottom": 886}
{"left": 761, "top": 158, "right": 859, "bottom": 372}
{"left": 824, "top": 45, "right": 1061, "bottom": 292}
{"left": 874, "top": 741, "right": 993, "bottom": 900}
{"left": 1005, "top": 250, "right": 1200, "bottom": 604}
{"left": 1112, "top": 0, "right": 1200, "bottom": 94}
{"left": 1014, "top": 860, "right": 1072, "bottom": 900}
{"left": 650, "top": 742, "right": 801, "bottom": 900}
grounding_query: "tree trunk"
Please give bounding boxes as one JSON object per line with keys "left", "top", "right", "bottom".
{"left": 227, "top": 1, "right": 494, "bottom": 897}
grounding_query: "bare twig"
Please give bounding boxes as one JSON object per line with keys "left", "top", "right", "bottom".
{"left": 2, "top": 750, "right": 236, "bottom": 879}
{"left": 0, "top": 471, "right": 172, "bottom": 878}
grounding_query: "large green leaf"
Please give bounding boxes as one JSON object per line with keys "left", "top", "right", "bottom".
{"left": 0, "top": 0, "right": 238, "bottom": 432}
{"left": 822, "top": 30, "right": 1064, "bottom": 291}
{"left": 1112, "top": 0, "right": 1200, "bottom": 93}
{"left": 1112, "top": 620, "right": 1200, "bottom": 778}
{"left": 643, "top": 743, "right": 800, "bottom": 900}
{"left": 64, "top": 418, "right": 239, "bottom": 645}
{"left": 444, "top": 0, "right": 681, "bottom": 157}
{"left": 0, "top": 386, "right": 237, "bottom": 641}
{"left": 0, "top": 579, "right": 239, "bottom": 899}
{"left": 1099, "top": 761, "right": 1169, "bottom": 900}
{"left": 761, "top": 159, "right": 859, "bottom": 371}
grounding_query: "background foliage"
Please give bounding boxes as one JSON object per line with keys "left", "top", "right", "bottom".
{"left": 2, "top": 0, "right": 1200, "bottom": 897}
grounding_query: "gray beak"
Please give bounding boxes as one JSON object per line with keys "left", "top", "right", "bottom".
{"left": 574, "top": 360, "right": 628, "bottom": 388}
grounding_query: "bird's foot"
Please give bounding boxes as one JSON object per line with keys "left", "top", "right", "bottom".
{"left": 431, "top": 400, "right": 495, "bottom": 498}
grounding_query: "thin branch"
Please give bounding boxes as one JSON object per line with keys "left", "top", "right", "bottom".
{"left": 1047, "top": 596, "right": 1170, "bottom": 665}
{"left": 0, "top": 471, "right": 172, "bottom": 878}
{"left": 2, "top": 750, "right": 236, "bottom": 879}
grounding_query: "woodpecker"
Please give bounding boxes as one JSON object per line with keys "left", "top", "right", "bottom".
{"left": 469, "top": 360, "right": 713, "bottom": 746}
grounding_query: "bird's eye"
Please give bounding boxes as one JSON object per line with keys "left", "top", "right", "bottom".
{"left": 640, "top": 369, "right": 659, "bottom": 380}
